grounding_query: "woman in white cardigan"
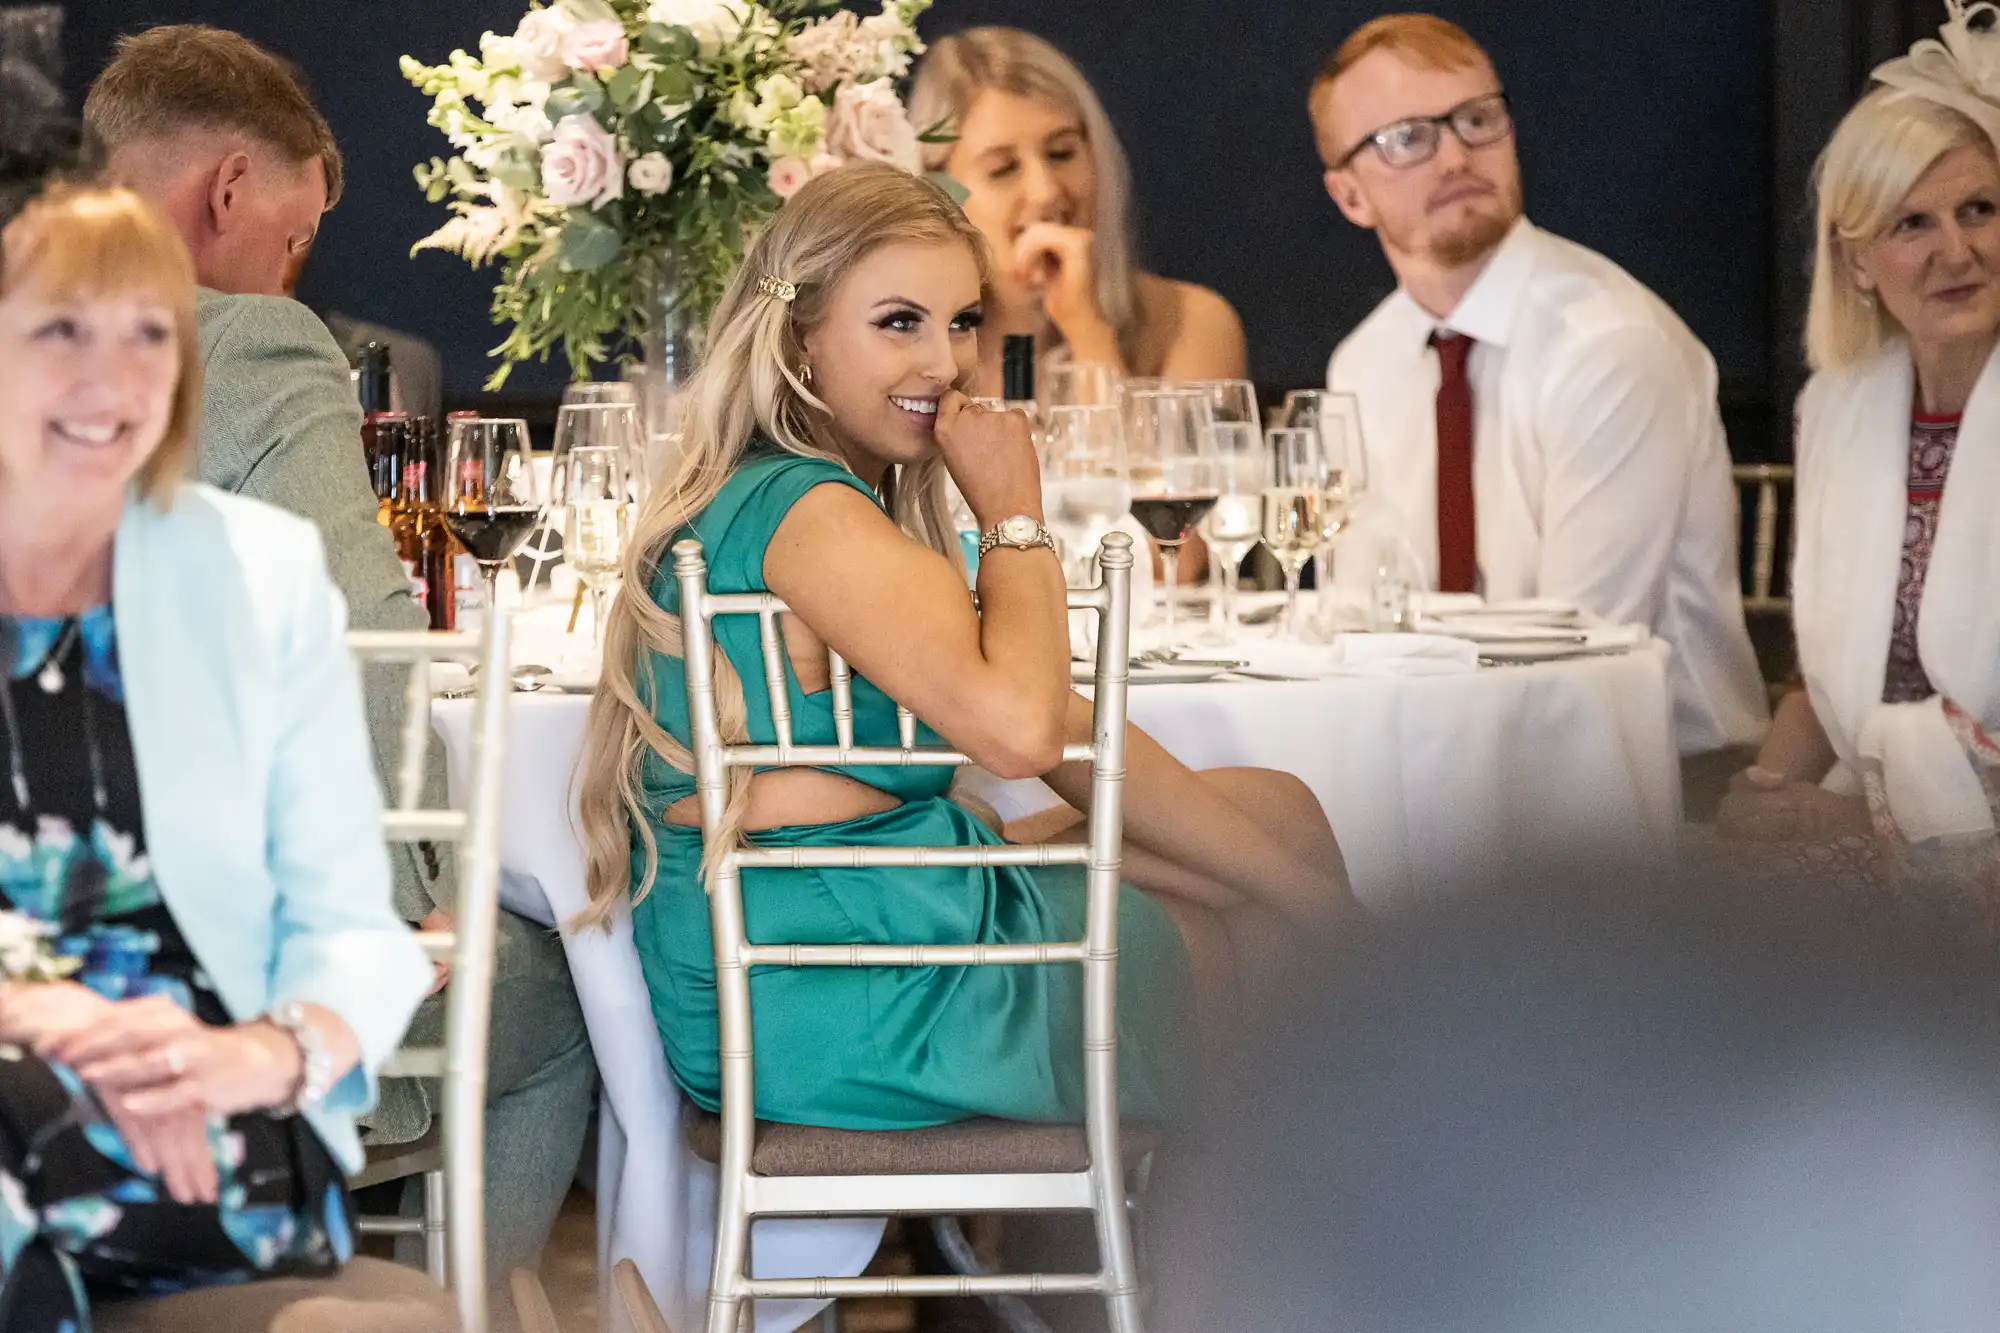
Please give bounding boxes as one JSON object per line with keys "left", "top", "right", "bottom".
{"left": 1718, "top": 16, "right": 2000, "bottom": 894}
{"left": 0, "top": 186, "right": 430, "bottom": 1323}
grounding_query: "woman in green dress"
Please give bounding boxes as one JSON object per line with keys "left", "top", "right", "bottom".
{"left": 577, "top": 163, "right": 1354, "bottom": 1130}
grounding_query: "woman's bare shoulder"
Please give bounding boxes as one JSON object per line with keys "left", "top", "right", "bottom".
{"left": 1132, "top": 272, "right": 1247, "bottom": 379}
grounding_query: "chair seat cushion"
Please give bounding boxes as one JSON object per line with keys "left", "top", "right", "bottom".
{"left": 683, "top": 1102, "right": 1164, "bottom": 1176}
{"left": 93, "top": 1257, "right": 457, "bottom": 1333}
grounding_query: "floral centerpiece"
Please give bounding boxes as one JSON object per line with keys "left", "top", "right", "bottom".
{"left": 402, "top": 0, "right": 933, "bottom": 388}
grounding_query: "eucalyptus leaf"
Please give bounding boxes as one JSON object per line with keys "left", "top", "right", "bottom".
{"left": 651, "top": 64, "right": 696, "bottom": 103}
{"left": 546, "top": 79, "right": 605, "bottom": 121}
{"left": 558, "top": 0, "right": 619, "bottom": 23}
{"left": 559, "top": 214, "right": 622, "bottom": 271}
{"left": 492, "top": 151, "right": 541, "bottom": 191}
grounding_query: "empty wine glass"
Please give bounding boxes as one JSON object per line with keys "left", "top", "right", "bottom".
{"left": 1041, "top": 404, "right": 1131, "bottom": 585}
{"left": 555, "top": 399, "right": 648, "bottom": 507}
{"left": 1044, "top": 360, "right": 1121, "bottom": 410}
{"left": 1126, "top": 388, "right": 1219, "bottom": 645}
{"left": 1187, "top": 379, "right": 1260, "bottom": 429}
{"left": 1199, "top": 421, "right": 1268, "bottom": 635}
{"left": 558, "top": 444, "right": 628, "bottom": 649}
{"left": 1262, "top": 426, "right": 1327, "bottom": 640}
{"left": 441, "top": 417, "right": 546, "bottom": 617}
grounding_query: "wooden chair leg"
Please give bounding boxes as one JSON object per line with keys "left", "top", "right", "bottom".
{"left": 614, "top": 1258, "right": 676, "bottom": 1333}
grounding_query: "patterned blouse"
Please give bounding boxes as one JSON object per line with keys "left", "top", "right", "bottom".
{"left": 1883, "top": 412, "right": 1960, "bottom": 705}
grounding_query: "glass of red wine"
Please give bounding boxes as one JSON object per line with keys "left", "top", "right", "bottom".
{"left": 1124, "top": 388, "right": 1220, "bottom": 646}
{"left": 442, "top": 417, "right": 547, "bottom": 620}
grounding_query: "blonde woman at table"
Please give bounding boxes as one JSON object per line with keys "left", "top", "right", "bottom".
{"left": 0, "top": 183, "right": 431, "bottom": 1325}
{"left": 907, "top": 27, "right": 1248, "bottom": 398}
{"left": 576, "top": 163, "right": 1351, "bottom": 1132}
{"left": 1716, "top": 12, "right": 2000, "bottom": 903}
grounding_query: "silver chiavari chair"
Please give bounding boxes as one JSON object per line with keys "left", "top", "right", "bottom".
{"left": 1733, "top": 463, "right": 1796, "bottom": 615}
{"left": 346, "top": 614, "right": 513, "bottom": 1333}
{"left": 627, "top": 532, "right": 1146, "bottom": 1333}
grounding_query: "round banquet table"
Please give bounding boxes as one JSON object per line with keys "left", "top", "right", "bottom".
{"left": 430, "top": 620, "right": 1682, "bottom": 1329}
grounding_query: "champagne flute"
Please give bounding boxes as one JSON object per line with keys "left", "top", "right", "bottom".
{"left": 1314, "top": 391, "right": 1370, "bottom": 631}
{"left": 559, "top": 444, "right": 629, "bottom": 650}
{"left": 1126, "top": 389, "right": 1219, "bottom": 646}
{"left": 1262, "top": 426, "right": 1327, "bottom": 640}
{"left": 1199, "top": 421, "right": 1268, "bottom": 635}
{"left": 442, "top": 417, "right": 546, "bottom": 618}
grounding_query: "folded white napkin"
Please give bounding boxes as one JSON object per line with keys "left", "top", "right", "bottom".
{"left": 1583, "top": 623, "right": 1648, "bottom": 649}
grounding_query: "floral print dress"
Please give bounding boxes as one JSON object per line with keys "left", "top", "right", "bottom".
{"left": 0, "top": 609, "right": 351, "bottom": 1332}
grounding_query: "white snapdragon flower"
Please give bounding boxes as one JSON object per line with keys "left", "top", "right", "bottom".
{"left": 645, "top": 0, "right": 745, "bottom": 58}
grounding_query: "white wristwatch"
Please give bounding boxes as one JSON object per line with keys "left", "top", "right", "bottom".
{"left": 267, "top": 1001, "right": 336, "bottom": 1117}
{"left": 976, "top": 514, "right": 1058, "bottom": 559}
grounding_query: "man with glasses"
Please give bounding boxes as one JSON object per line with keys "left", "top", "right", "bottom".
{"left": 1308, "top": 14, "right": 1767, "bottom": 780}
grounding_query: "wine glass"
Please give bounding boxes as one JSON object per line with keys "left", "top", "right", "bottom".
{"left": 1280, "top": 389, "right": 1327, "bottom": 433}
{"left": 441, "top": 417, "right": 546, "bottom": 617}
{"left": 1187, "top": 379, "right": 1260, "bottom": 428}
{"left": 1126, "top": 388, "right": 1219, "bottom": 645}
{"left": 555, "top": 400, "right": 648, "bottom": 506}
{"left": 1044, "top": 360, "right": 1121, "bottom": 410}
{"left": 562, "top": 381, "right": 639, "bottom": 406}
{"left": 1199, "top": 421, "right": 1268, "bottom": 635}
{"left": 1042, "top": 404, "right": 1131, "bottom": 584}
{"left": 1262, "top": 426, "right": 1327, "bottom": 640}
{"left": 1314, "top": 391, "right": 1370, "bottom": 632}
{"left": 559, "top": 444, "right": 629, "bottom": 650}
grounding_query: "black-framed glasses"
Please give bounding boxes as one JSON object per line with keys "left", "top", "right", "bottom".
{"left": 1334, "top": 92, "right": 1513, "bottom": 171}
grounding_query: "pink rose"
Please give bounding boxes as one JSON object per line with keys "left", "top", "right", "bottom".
{"left": 767, "top": 156, "right": 813, "bottom": 199}
{"left": 823, "top": 78, "right": 921, "bottom": 173}
{"left": 808, "top": 151, "right": 842, "bottom": 177}
{"left": 562, "top": 19, "right": 629, "bottom": 73}
{"left": 513, "top": 7, "right": 575, "bottom": 84}
{"left": 540, "top": 114, "right": 625, "bottom": 209}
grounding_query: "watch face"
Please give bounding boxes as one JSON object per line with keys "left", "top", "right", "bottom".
{"left": 1001, "top": 516, "right": 1038, "bottom": 544}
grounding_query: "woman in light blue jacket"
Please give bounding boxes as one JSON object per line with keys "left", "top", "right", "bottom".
{"left": 0, "top": 185, "right": 431, "bottom": 1323}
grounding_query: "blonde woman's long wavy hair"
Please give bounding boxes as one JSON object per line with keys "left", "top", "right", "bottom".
{"left": 908, "top": 27, "right": 1141, "bottom": 358}
{"left": 1807, "top": 87, "right": 1994, "bottom": 371}
{"left": 575, "top": 162, "right": 989, "bottom": 928}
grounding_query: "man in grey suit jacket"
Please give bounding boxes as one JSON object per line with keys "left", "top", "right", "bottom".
{"left": 87, "top": 23, "right": 592, "bottom": 1299}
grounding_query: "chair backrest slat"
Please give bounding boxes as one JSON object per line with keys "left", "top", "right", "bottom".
{"left": 673, "top": 532, "right": 1138, "bottom": 1193}
{"left": 1731, "top": 463, "right": 1795, "bottom": 615}
{"left": 346, "top": 615, "right": 511, "bottom": 1333}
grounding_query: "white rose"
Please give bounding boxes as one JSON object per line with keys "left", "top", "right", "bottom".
{"left": 513, "top": 7, "right": 576, "bottom": 84}
{"left": 539, "top": 114, "right": 625, "bottom": 208}
{"left": 628, "top": 152, "right": 675, "bottom": 196}
{"left": 489, "top": 99, "right": 555, "bottom": 144}
{"left": 823, "top": 78, "right": 921, "bottom": 173}
{"left": 561, "top": 19, "right": 630, "bottom": 73}
{"left": 646, "top": 0, "right": 744, "bottom": 58}
{"left": 767, "top": 155, "right": 812, "bottom": 199}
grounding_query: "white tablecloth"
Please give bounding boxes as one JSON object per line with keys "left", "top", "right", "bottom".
{"left": 433, "top": 599, "right": 1682, "bottom": 1325}
{"left": 960, "top": 643, "right": 1683, "bottom": 908}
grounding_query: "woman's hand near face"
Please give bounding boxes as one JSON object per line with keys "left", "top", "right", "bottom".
{"left": 933, "top": 390, "right": 1044, "bottom": 529}
{"left": 1012, "top": 223, "right": 1118, "bottom": 361}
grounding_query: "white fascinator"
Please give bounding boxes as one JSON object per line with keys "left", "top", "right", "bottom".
{"left": 1872, "top": 1, "right": 2000, "bottom": 144}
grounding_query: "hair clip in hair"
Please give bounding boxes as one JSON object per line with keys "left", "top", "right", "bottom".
{"left": 757, "top": 274, "right": 798, "bottom": 303}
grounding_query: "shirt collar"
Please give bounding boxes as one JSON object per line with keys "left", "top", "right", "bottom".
{"left": 1402, "top": 215, "right": 1539, "bottom": 351}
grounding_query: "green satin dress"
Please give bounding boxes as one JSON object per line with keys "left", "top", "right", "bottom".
{"left": 628, "top": 443, "right": 1193, "bottom": 1130}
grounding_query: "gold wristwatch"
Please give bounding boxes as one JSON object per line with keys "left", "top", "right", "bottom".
{"left": 976, "top": 514, "right": 1058, "bottom": 559}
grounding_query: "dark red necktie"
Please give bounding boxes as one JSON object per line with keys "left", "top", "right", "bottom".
{"left": 1430, "top": 330, "right": 1478, "bottom": 594}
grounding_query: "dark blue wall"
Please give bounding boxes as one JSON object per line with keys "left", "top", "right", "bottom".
{"left": 65, "top": 0, "right": 1771, "bottom": 419}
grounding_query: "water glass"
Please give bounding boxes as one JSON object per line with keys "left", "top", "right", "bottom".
{"left": 1199, "top": 420, "right": 1267, "bottom": 635}
{"left": 1041, "top": 404, "right": 1130, "bottom": 584}
{"left": 1044, "top": 360, "right": 1121, "bottom": 410}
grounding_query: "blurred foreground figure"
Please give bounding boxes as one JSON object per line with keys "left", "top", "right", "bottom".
{"left": 1151, "top": 867, "right": 2000, "bottom": 1333}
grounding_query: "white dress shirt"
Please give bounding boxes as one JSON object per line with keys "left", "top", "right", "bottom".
{"left": 1328, "top": 217, "right": 1767, "bottom": 755}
